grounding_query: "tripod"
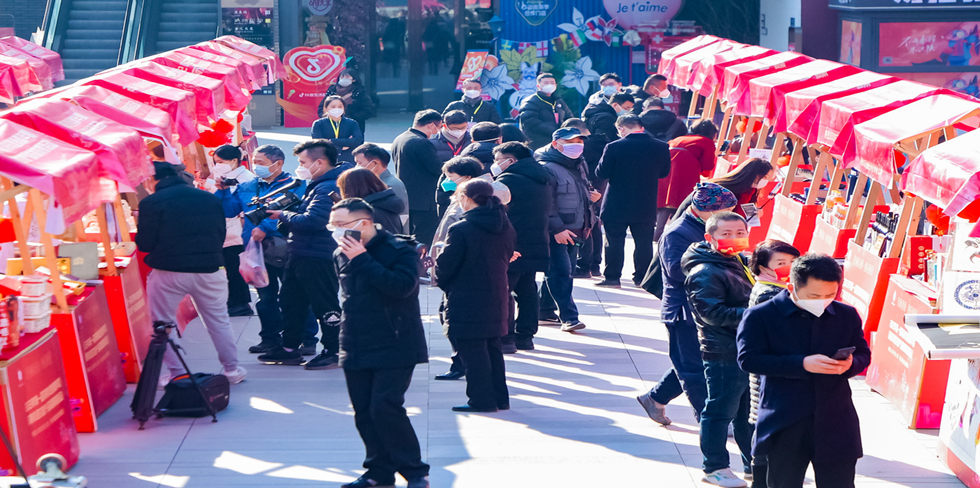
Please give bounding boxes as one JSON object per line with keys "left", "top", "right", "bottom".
{"left": 131, "top": 321, "right": 218, "bottom": 429}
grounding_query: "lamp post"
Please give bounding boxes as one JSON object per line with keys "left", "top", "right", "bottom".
{"left": 488, "top": 15, "right": 504, "bottom": 56}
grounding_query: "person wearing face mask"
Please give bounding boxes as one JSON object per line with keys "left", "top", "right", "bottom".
{"left": 392, "top": 110, "right": 444, "bottom": 247}
{"left": 211, "top": 144, "right": 256, "bottom": 317}
{"left": 672, "top": 158, "right": 776, "bottom": 220}
{"left": 683, "top": 211, "right": 755, "bottom": 487}
{"left": 435, "top": 179, "right": 515, "bottom": 413}
{"left": 657, "top": 120, "right": 719, "bottom": 241}
{"left": 737, "top": 254, "right": 870, "bottom": 488}
{"left": 432, "top": 110, "right": 472, "bottom": 165}
{"left": 561, "top": 119, "right": 606, "bottom": 279}
{"left": 259, "top": 140, "right": 353, "bottom": 370}
{"left": 587, "top": 72, "right": 623, "bottom": 106}
{"left": 338, "top": 167, "right": 405, "bottom": 234}
{"left": 582, "top": 92, "right": 634, "bottom": 147}
{"left": 536, "top": 127, "right": 599, "bottom": 333}
{"left": 329, "top": 198, "right": 430, "bottom": 488}
{"left": 443, "top": 78, "right": 503, "bottom": 124}
{"left": 459, "top": 122, "right": 501, "bottom": 171}
{"left": 629, "top": 74, "right": 672, "bottom": 115}
{"left": 312, "top": 95, "right": 364, "bottom": 164}
{"left": 518, "top": 73, "right": 573, "bottom": 150}
{"left": 321, "top": 69, "right": 375, "bottom": 134}
{"left": 353, "top": 143, "right": 409, "bottom": 230}
{"left": 640, "top": 97, "right": 688, "bottom": 143}
{"left": 492, "top": 142, "right": 552, "bottom": 351}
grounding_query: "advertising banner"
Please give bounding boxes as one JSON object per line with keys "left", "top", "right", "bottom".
{"left": 879, "top": 22, "right": 980, "bottom": 68}
{"left": 221, "top": 0, "right": 275, "bottom": 95}
{"left": 840, "top": 20, "right": 862, "bottom": 66}
{"left": 279, "top": 45, "right": 347, "bottom": 127}
{"left": 894, "top": 71, "right": 980, "bottom": 98}
{"left": 457, "top": 50, "right": 489, "bottom": 91}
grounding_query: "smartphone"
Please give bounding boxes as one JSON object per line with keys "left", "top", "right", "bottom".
{"left": 832, "top": 346, "right": 856, "bottom": 360}
{"left": 344, "top": 229, "right": 361, "bottom": 241}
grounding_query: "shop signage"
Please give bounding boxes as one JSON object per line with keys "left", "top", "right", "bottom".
{"left": 220, "top": 0, "right": 275, "bottom": 95}
{"left": 830, "top": 0, "right": 980, "bottom": 9}
{"left": 457, "top": 50, "right": 490, "bottom": 91}
{"left": 515, "top": 0, "right": 558, "bottom": 26}
{"left": 604, "top": 0, "right": 684, "bottom": 30}
{"left": 304, "top": 0, "right": 333, "bottom": 16}
{"left": 280, "top": 45, "right": 347, "bottom": 127}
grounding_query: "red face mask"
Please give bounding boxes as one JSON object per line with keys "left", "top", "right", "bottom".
{"left": 715, "top": 237, "right": 749, "bottom": 256}
{"left": 773, "top": 265, "right": 792, "bottom": 283}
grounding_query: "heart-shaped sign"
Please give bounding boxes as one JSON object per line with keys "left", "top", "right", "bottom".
{"left": 603, "top": 0, "right": 683, "bottom": 30}
{"left": 283, "top": 45, "right": 346, "bottom": 83}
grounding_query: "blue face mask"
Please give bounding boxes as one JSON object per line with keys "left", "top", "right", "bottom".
{"left": 440, "top": 178, "right": 457, "bottom": 192}
{"left": 254, "top": 164, "right": 273, "bottom": 179}
{"left": 601, "top": 85, "right": 617, "bottom": 96}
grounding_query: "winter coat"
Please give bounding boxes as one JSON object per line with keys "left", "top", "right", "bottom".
{"left": 335, "top": 229, "right": 428, "bottom": 370}
{"left": 363, "top": 188, "right": 405, "bottom": 234}
{"left": 278, "top": 163, "right": 352, "bottom": 258}
{"left": 319, "top": 81, "right": 376, "bottom": 124}
{"left": 747, "top": 280, "right": 787, "bottom": 426}
{"left": 212, "top": 165, "right": 255, "bottom": 248}
{"left": 495, "top": 156, "right": 552, "bottom": 272}
{"left": 311, "top": 116, "right": 363, "bottom": 164}
{"left": 435, "top": 204, "right": 516, "bottom": 339}
{"left": 537, "top": 146, "right": 595, "bottom": 236}
{"left": 641, "top": 108, "right": 688, "bottom": 142}
{"left": 392, "top": 128, "right": 442, "bottom": 212}
{"left": 518, "top": 91, "right": 573, "bottom": 149}
{"left": 432, "top": 130, "right": 472, "bottom": 164}
{"left": 682, "top": 241, "right": 754, "bottom": 360}
{"left": 443, "top": 96, "right": 503, "bottom": 124}
{"left": 659, "top": 135, "right": 717, "bottom": 209}
{"left": 380, "top": 169, "right": 410, "bottom": 224}
{"left": 659, "top": 210, "right": 706, "bottom": 323}
{"left": 581, "top": 97, "right": 619, "bottom": 144}
{"left": 136, "top": 177, "right": 226, "bottom": 273}
{"left": 738, "top": 290, "right": 871, "bottom": 461}
{"left": 595, "top": 132, "right": 670, "bottom": 224}
{"left": 460, "top": 140, "right": 496, "bottom": 172}
{"left": 219, "top": 171, "right": 307, "bottom": 243}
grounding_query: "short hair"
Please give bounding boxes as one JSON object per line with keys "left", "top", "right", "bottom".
{"left": 470, "top": 122, "right": 501, "bottom": 142}
{"left": 442, "top": 156, "right": 484, "bottom": 178}
{"left": 443, "top": 109, "right": 468, "bottom": 126}
{"left": 791, "top": 253, "right": 843, "bottom": 287}
{"left": 352, "top": 143, "right": 391, "bottom": 166}
{"left": 331, "top": 197, "right": 375, "bottom": 220}
{"left": 214, "top": 144, "right": 241, "bottom": 162}
{"left": 750, "top": 239, "right": 801, "bottom": 276}
{"left": 615, "top": 114, "right": 642, "bottom": 129}
{"left": 599, "top": 73, "right": 621, "bottom": 84}
{"left": 293, "top": 139, "right": 338, "bottom": 167}
{"left": 458, "top": 179, "right": 499, "bottom": 207}
{"left": 499, "top": 123, "right": 526, "bottom": 143}
{"left": 414, "top": 109, "right": 442, "bottom": 127}
{"left": 536, "top": 72, "right": 556, "bottom": 83}
{"left": 255, "top": 144, "right": 285, "bottom": 162}
{"left": 561, "top": 118, "right": 588, "bottom": 131}
{"left": 493, "top": 141, "right": 532, "bottom": 161}
{"left": 463, "top": 77, "right": 482, "bottom": 86}
{"left": 611, "top": 93, "right": 634, "bottom": 106}
{"left": 644, "top": 97, "right": 665, "bottom": 110}
{"left": 642, "top": 74, "right": 667, "bottom": 91}
{"left": 690, "top": 120, "right": 718, "bottom": 139}
{"left": 337, "top": 167, "right": 388, "bottom": 199}
{"left": 322, "top": 94, "right": 346, "bottom": 110}
{"left": 152, "top": 161, "right": 177, "bottom": 180}
{"left": 705, "top": 211, "right": 747, "bottom": 235}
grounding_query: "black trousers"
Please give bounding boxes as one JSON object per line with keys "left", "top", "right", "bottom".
{"left": 438, "top": 297, "right": 465, "bottom": 374}
{"left": 344, "top": 367, "right": 429, "bottom": 483}
{"left": 602, "top": 221, "right": 655, "bottom": 283}
{"left": 222, "top": 245, "right": 252, "bottom": 308}
{"left": 765, "top": 418, "right": 857, "bottom": 488}
{"left": 409, "top": 209, "right": 439, "bottom": 247}
{"left": 576, "top": 218, "right": 603, "bottom": 272}
{"left": 455, "top": 337, "right": 509, "bottom": 409}
{"left": 280, "top": 255, "right": 341, "bottom": 353}
{"left": 507, "top": 268, "right": 539, "bottom": 340}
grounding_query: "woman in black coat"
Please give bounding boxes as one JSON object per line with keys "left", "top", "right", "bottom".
{"left": 435, "top": 179, "right": 516, "bottom": 413}
{"left": 338, "top": 167, "right": 405, "bottom": 235}
{"left": 312, "top": 95, "right": 364, "bottom": 164}
{"left": 318, "top": 69, "right": 375, "bottom": 133}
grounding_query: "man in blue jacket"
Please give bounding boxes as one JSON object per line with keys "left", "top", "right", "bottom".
{"left": 260, "top": 139, "right": 352, "bottom": 370}
{"left": 737, "top": 254, "right": 870, "bottom": 488}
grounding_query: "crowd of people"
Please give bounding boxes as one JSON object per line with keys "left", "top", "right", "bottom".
{"left": 133, "top": 70, "right": 871, "bottom": 488}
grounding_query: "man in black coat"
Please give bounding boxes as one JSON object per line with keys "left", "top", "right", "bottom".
{"left": 738, "top": 254, "right": 870, "bottom": 488}
{"left": 641, "top": 98, "right": 688, "bottom": 142}
{"left": 330, "top": 198, "right": 429, "bottom": 488}
{"left": 432, "top": 110, "right": 472, "bottom": 218}
{"left": 582, "top": 92, "right": 634, "bottom": 146}
{"left": 518, "top": 73, "right": 574, "bottom": 150}
{"left": 460, "top": 121, "right": 501, "bottom": 172}
{"left": 492, "top": 142, "right": 552, "bottom": 350}
{"left": 443, "top": 77, "right": 503, "bottom": 124}
{"left": 595, "top": 114, "right": 671, "bottom": 287}
{"left": 629, "top": 73, "right": 671, "bottom": 115}
{"left": 392, "top": 109, "right": 444, "bottom": 246}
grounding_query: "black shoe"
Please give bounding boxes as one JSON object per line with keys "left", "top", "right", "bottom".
{"left": 298, "top": 344, "right": 317, "bottom": 356}
{"left": 497, "top": 403, "right": 510, "bottom": 410}
{"left": 538, "top": 314, "right": 560, "bottom": 325}
{"left": 595, "top": 279, "right": 621, "bottom": 288}
{"left": 452, "top": 404, "right": 498, "bottom": 413}
{"left": 248, "top": 342, "right": 277, "bottom": 354}
{"left": 257, "top": 347, "right": 303, "bottom": 365}
{"left": 515, "top": 337, "right": 534, "bottom": 350}
{"left": 572, "top": 270, "right": 592, "bottom": 279}
{"left": 341, "top": 476, "right": 395, "bottom": 488}
{"left": 406, "top": 477, "right": 429, "bottom": 488}
{"left": 501, "top": 341, "right": 518, "bottom": 354}
{"left": 303, "top": 351, "right": 339, "bottom": 370}
{"left": 590, "top": 267, "right": 602, "bottom": 277}
{"left": 228, "top": 304, "right": 254, "bottom": 317}
{"left": 435, "top": 370, "right": 465, "bottom": 380}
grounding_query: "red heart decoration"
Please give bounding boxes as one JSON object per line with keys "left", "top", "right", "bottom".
{"left": 283, "top": 45, "right": 346, "bottom": 83}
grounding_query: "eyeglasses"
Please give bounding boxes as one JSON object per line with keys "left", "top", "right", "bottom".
{"left": 326, "top": 218, "right": 366, "bottom": 231}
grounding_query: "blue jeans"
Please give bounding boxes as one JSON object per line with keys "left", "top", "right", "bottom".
{"left": 650, "top": 319, "right": 707, "bottom": 419}
{"left": 701, "top": 358, "right": 753, "bottom": 473}
{"left": 539, "top": 241, "right": 579, "bottom": 323}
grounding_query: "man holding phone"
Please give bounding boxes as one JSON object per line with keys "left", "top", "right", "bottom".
{"left": 737, "top": 253, "right": 871, "bottom": 488}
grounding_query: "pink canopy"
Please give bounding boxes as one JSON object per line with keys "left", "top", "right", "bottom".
{"left": 120, "top": 62, "right": 225, "bottom": 125}
{"left": 0, "top": 119, "right": 106, "bottom": 224}
{"left": 691, "top": 45, "right": 776, "bottom": 98}
{"left": 1, "top": 99, "right": 153, "bottom": 192}
{"left": 178, "top": 45, "right": 263, "bottom": 92}
{"left": 669, "top": 39, "right": 739, "bottom": 90}
{"left": 783, "top": 71, "right": 897, "bottom": 139}
{"left": 720, "top": 51, "right": 811, "bottom": 115}
{"left": 215, "top": 35, "right": 285, "bottom": 82}
{"left": 0, "top": 36, "right": 63, "bottom": 83}
{"left": 152, "top": 51, "right": 251, "bottom": 110}
{"left": 83, "top": 71, "right": 199, "bottom": 145}
{"left": 658, "top": 35, "right": 721, "bottom": 83}
{"left": 0, "top": 53, "right": 42, "bottom": 97}
{"left": 52, "top": 85, "right": 177, "bottom": 149}
{"left": 746, "top": 60, "right": 861, "bottom": 124}
{"left": 902, "top": 128, "right": 980, "bottom": 217}
{"left": 848, "top": 94, "right": 980, "bottom": 185}
{"left": 0, "top": 44, "right": 52, "bottom": 90}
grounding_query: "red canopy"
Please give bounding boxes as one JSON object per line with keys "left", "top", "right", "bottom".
{"left": 902, "top": 128, "right": 980, "bottom": 217}
{"left": 746, "top": 60, "right": 861, "bottom": 123}
{"left": 0, "top": 36, "right": 64, "bottom": 83}
{"left": 691, "top": 44, "right": 776, "bottom": 98}
{"left": 720, "top": 51, "right": 811, "bottom": 115}
{"left": 83, "top": 71, "right": 199, "bottom": 145}
{"left": 658, "top": 35, "right": 720, "bottom": 83}
{"left": 119, "top": 62, "right": 225, "bottom": 125}
{"left": 783, "top": 71, "right": 897, "bottom": 140}
{"left": 0, "top": 119, "right": 106, "bottom": 224}
{"left": 0, "top": 44, "right": 52, "bottom": 90}
{"left": 669, "top": 39, "right": 738, "bottom": 90}
{"left": 1, "top": 99, "right": 152, "bottom": 192}
{"left": 214, "top": 35, "right": 285, "bottom": 82}
{"left": 52, "top": 85, "right": 177, "bottom": 149}
{"left": 151, "top": 51, "right": 251, "bottom": 110}
{"left": 0, "top": 53, "right": 42, "bottom": 97}
{"left": 848, "top": 94, "right": 980, "bottom": 185}
{"left": 178, "top": 45, "right": 263, "bottom": 91}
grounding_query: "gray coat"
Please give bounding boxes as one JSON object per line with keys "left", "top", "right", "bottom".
{"left": 535, "top": 146, "right": 595, "bottom": 235}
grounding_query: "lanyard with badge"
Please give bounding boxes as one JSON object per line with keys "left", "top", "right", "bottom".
{"left": 536, "top": 94, "right": 560, "bottom": 124}
{"left": 329, "top": 118, "right": 341, "bottom": 139}
{"left": 471, "top": 100, "right": 483, "bottom": 121}
{"left": 737, "top": 255, "right": 757, "bottom": 286}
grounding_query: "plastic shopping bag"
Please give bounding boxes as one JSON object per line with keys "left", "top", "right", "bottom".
{"left": 176, "top": 295, "right": 197, "bottom": 334}
{"left": 239, "top": 238, "right": 269, "bottom": 288}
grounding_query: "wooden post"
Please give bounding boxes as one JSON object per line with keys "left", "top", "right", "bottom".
{"left": 702, "top": 88, "right": 719, "bottom": 122}
{"left": 754, "top": 121, "right": 771, "bottom": 149}
{"left": 780, "top": 138, "right": 804, "bottom": 197}
{"left": 843, "top": 172, "right": 869, "bottom": 229}
{"left": 889, "top": 194, "right": 923, "bottom": 259}
{"left": 30, "top": 190, "right": 67, "bottom": 312}
{"left": 735, "top": 116, "right": 761, "bottom": 164}
{"left": 853, "top": 181, "right": 883, "bottom": 245}
{"left": 825, "top": 156, "right": 849, "bottom": 211}
{"left": 687, "top": 92, "right": 700, "bottom": 119}
{"left": 805, "top": 151, "right": 833, "bottom": 205}
{"left": 716, "top": 106, "right": 734, "bottom": 148}
{"left": 0, "top": 178, "right": 33, "bottom": 275}
{"left": 112, "top": 195, "right": 132, "bottom": 242}
{"left": 767, "top": 132, "right": 786, "bottom": 167}
{"left": 96, "top": 205, "right": 118, "bottom": 276}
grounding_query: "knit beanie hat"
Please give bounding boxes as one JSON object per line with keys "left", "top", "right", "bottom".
{"left": 692, "top": 182, "right": 737, "bottom": 212}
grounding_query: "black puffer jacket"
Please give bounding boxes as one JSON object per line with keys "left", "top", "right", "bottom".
{"left": 537, "top": 146, "right": 595, "bottom": 235}
{"left": 335, "top": 230, "right": 428, "bottom": 370}
{"left": 747, "top": 281, "right": 787, "bottom": 426}
{"left": 444, "top": 96, "right": 503, "bottom": 124}
{"left": 682, "top": 241, "right": 754, "bottom": 359}
{"left": 460, "top": 140, "right": 496, "bottom": 172}
{"left": 518, "top": 91, "right": 573, "bottom": 149}
{"left": 581, "top": 99, "right": 618, "bottom": 144}
{"left": 641, "top": 109, "right": 688, "bottom": 142}
{"left": 363, "top": 188, "right": 405, "bottom": 234}
{"left": 435, "top": 203, "right": 516, "bottom": 339}
{"left": 278, "top": 163, "right": 352, "bottom": 258}
{"left": 495, "top": 156, "right": 552, "bottom": 272}
{"left": 136, "top": 177, "right": 225, "bottom": 273}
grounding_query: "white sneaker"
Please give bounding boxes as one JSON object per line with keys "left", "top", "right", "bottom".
{"left": 221, "top": 366, "right": 247, "bottom": 384}
{"left": 157, "top": 373, "right": 172, "bottom": 390}
{"left": 702, "top": 468, "right": 748, "bottom": 487}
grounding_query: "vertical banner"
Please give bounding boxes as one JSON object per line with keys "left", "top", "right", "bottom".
{"left": 279, "top": 45, "right": 347, "bottom": 128}
{"left": 221, "top": 0, "right": 276, "bottom": 95}
{"left": 456, "top": 50, "right": 489, "bottom": 91}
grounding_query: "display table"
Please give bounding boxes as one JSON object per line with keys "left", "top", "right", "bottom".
{"left": 0, "top": 329, "right": 79, "bottom": 475}
{"left": 50, "top": 284, "right": 126, "bottom": 432}
{"left": 866, "top": 275, "right": 945, "bottom": 428}
{"left": 102, "top": 253, "right": 152, "bottom": 383}
{"left": 765, "top": 193, "right": 822, "bottom": 252}
{"left": 808, "top": 217, "right": 856, "bottom": 258}
{"left": 840, "top": 240, "right": 900, "bottom": 341}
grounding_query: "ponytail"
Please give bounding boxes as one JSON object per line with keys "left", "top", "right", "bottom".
{"left": 458, "top": 179, "right": 498, "bottom": 208}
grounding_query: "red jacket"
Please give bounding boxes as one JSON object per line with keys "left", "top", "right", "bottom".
{"left": 658, "top": 135, "right": 717, "bottom": 208}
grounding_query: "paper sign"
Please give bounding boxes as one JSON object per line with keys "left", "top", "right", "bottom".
{"left": 457, "top": 51, "right": 490, "bottom": 91}
{"left": 748, "top": 148, "right": 771, "bottom": 161}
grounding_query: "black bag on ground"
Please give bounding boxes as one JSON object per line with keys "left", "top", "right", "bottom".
{"left": 156, "top": 373, "right": 230, "bottom": 417}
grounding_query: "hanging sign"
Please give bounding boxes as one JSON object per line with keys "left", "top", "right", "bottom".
{"left": 604, "top": 0, "right": 684, "bottom": 30}
{"left": 304, "top": 0, "right": 333, "bottom": 15}
{"left": 279, "top": 44, "right": 346, "bottom": 127}
{"left": 457, "top": 50, "right": 490, "bottom": 91}
{"left": 515, "top": 0, "right": 558, "bottom": 26}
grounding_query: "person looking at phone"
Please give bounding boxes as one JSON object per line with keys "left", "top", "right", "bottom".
{"left": 737, "top": 253, "right": 871, "bottom": 488}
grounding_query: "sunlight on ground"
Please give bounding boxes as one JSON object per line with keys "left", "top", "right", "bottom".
{"left": 213, "top": 451, "right": 283, "bottom": 475}
{"left": 128, "top": 472, "right": 190, "bottom": 487}
{"left": 249, "top": 396, "right": 294, "bottom": 414}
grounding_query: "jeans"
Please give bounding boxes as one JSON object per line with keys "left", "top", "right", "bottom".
{"left": 280, "top": 255, "right": 341, "bottom": 353}
{"left": 649, "top": 319, "right": 708, "bottom": 418}
{"left": 603, "top": 221, "right": 655, "bottom": 283}
{"left": 222, "top": 245, "right": 251, "bottom": 308}
{"left": 256, "top": 264, "right": 318, "bottom": 347}
{"left": 766, "top": 417, "right": 856, "bottom": 488}
{"left": 539, "top": 241, "right": 579, "bottom": 323}
{"left": 455, "top": 337, "right": 509, "bottom": 409}
{"left": 700, "top": 358, "right": 753, "bottom": 473}
{"left": 508, "top": 268, "right": 539, "bottom": 340}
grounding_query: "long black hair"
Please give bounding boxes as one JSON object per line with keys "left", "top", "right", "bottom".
{"left": 711, "top": 158, "right": 773, "bottom": 198}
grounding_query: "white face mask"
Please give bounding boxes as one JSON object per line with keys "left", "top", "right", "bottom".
{"left": 490, "top": 162, "right": 504, "bottom": 177}
{"left": 539, "top": 84, "right": 557, "bottom": 95}
{"left": 295, "top": 165, "right": 313, "bottom": 181}
{"left": 753, "top": 179, "right": 769, "bottom": 189}
{"left": 445, "top": 128, "right": 467, "bottom": 139}
{"left": 793, "top": 292, "right": 834, "bottom": 317}
{"left": 331, "top": 227, "right": 358, "bottom": 244}
{"left": 463, "top": 89, "right": 481, "bottom": 99}
{"left": 212, "top": 163, "right": 233, "bottom": 177}
{"left": 338, "top": 77, "right": 353, "bottom": 87}
{"left": 327, "top": 108, "right": 345, "bottom": 118}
